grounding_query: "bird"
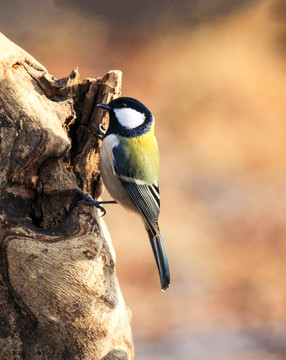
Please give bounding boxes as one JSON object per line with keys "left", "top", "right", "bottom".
{"left": 95, "top": 97, "right": 170, "bottom": 291}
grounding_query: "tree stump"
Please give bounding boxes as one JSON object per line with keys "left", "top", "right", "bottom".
{"left": 0, "top": 33, "right": 133, "bottom": 360}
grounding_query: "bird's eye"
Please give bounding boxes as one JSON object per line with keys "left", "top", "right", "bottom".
{"left": 121, "top": 103, "right": 127, "bottom": 108}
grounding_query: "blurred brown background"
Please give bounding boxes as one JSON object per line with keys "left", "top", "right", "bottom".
{"left": 2, "top": 0, "right": 286, "bottom": 358}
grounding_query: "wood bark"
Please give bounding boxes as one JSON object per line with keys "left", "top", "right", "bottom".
{"left": 0, "top": 33, "right": 133, "bottom": 360}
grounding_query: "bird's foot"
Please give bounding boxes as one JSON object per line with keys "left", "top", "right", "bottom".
{"left": 91, "top": 123, "right": 106, "bottom": 140}
{"left": 73, "top": 188, "right": 116, "bottom": 216}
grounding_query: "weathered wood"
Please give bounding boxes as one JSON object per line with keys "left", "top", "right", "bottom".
{"left": 0, "top": 33, "right": 133, "bottom": 360}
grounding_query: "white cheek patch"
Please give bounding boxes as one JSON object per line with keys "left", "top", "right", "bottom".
{"left": 114, "top": 108, "right": 145, "bottom": 129}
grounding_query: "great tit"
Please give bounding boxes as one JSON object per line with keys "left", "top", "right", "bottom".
{"left": 96, "top": 97, "right": 170, "bottom": 291}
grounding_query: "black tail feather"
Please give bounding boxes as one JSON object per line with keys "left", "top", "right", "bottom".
{"left": 147, "top": 229, "right": 170, "bottom": 290}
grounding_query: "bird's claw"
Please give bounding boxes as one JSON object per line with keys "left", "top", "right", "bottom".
{"left": 77, "top": 199, "right": 106, "bottom": 216}
{"left": 73, "top": 188, "right": 116, "bottom": 216}
{"left": 91, "top": 123, "right": 106, "bottom": 140}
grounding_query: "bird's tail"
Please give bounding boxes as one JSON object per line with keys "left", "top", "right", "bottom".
{"left": 147, "top": 229, "right": 170, "bottom": 290}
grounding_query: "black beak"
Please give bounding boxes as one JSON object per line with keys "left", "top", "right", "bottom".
{"left": 97, "top": 103, "right": 111, "bottom": 111}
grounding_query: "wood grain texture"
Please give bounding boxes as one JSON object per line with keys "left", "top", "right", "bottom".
{"left": 0, "top": 32, "right": 133, "bottom": 360}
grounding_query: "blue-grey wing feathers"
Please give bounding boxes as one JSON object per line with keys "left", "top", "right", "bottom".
{"left": 124, "top": 182, "right": 160, "bottom": 234}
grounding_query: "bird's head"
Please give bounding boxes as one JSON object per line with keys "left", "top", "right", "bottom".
{"left": 97, "top": 97, "right": 154, "bottom": 137}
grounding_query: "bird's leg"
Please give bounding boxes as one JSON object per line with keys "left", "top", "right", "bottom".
{"left": 73, "top": 188, "right": 117, "bottom": 216}
{"left": 91, "top": 123, "right": 107, "bottom": 140}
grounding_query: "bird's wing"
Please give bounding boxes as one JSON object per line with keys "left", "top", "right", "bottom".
{"left": 112, "top": 139, "right": 160, "bottom": 235}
